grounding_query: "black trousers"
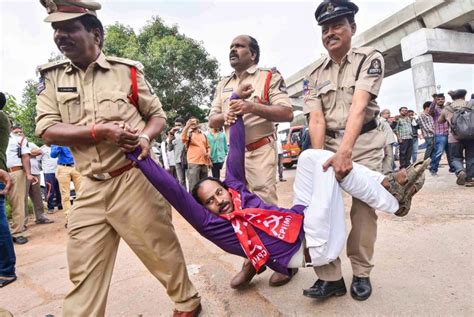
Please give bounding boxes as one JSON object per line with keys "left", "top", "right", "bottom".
{"left": 211, "top": 162, "right": 224, "bottom": 179}
{"left": 399, "top": 138, "right": 413, "bottom": 168}
{"left": 449, "top": 140, "right": 474, "bottom": 180}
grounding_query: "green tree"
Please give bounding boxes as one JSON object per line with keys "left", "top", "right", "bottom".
{"left": 104, "top": 16, "right": 219, "bottom": 124}
{"left": 3, "top": 81, "right": 42, "bottom": 145}
{"left": 3, "top": 93, "right": 20, "bottom": 120}
{"left": 17, "top": 80, "right": 42, "bottom": 145}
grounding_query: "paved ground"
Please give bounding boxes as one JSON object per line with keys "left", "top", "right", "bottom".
{"left": 1, "top": 161, "right": 473, "bottom": 316}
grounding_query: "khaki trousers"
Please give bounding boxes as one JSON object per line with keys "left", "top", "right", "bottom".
{"left": 314, "top": 128, "right": 385, "bottom": 280}
{"left": 63, "top": 167, "right": 200, "bottom": 316}
{"left": 382, "top": 144, "right": 394, "bottom": 174}
{"left": 55, "top": 165, "right": 82, "bottom": 219}
{"left": 27, "top": 175, "right": 47, "bottom": 221}
{"left": 244, "top": 140, "right": 278, "bottom": 205}
{"left": 8, "top": 169, "right": 28, "bottom": 237}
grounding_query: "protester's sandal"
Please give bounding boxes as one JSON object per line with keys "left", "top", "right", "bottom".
{"left": 387, "top": 158, "right": 431, "bottom": 217}
{"left": 0, "top": 276, "right": 17, "bottom": 288}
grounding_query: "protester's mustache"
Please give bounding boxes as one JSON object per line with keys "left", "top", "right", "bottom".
{"left": 229, "top": 52, "right": 238, "bottom": 59}
{"left": 218, "top": 201, "right": 230, "bottom": 213}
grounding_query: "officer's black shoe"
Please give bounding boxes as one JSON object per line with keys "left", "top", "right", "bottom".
{"left": 303, "top": 278, "right": 346, "bottom": 299}
{"left": 350, "top": 276, "right": 372, "bottom": 301}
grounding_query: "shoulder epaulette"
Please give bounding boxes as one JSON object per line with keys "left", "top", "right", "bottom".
{"left": 36, "top": 59, "right": 69, "bottom": 75}
{"left": 219, "top": 73, "right": 233, "bottom": 81}
{"left": 306, "top": 56, "right": 327, "bottom": 77}
{"left": 219, "top": 73, "right": 234, "bottom": 87}
{"left": 257, "top": 67, "right": 272, "bottom": 73}
{"left": 106, "top": 56, "right": 144, "bottom": 71}
{"left": 353, "top": 46, "right": 380, "bottom": 56}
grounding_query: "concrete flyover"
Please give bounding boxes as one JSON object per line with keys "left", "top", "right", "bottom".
{"left": 287, "top": 0, "right": 474, "bottom": 112}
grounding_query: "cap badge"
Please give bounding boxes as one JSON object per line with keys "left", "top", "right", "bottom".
{"left": 326, "top": 3, "right": 335, "bottom": 13}
{"left": 43, "top": 0, "right": 58, "bottom": 13}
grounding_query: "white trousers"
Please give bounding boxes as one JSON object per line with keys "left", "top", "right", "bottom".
{"left": 292, "top": 149, "right": 399, "bottom": 267}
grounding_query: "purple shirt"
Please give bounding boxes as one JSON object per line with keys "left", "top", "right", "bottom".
{"left": 429, "top": 101, "right": 449, "bottom": 136}
{"left": 128, "top": 116, "right": 305, "bottom": 275}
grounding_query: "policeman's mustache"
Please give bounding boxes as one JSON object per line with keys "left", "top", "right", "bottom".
{"left": 326, "top": 35, "right": 339, "bottom": 43}
{"left": 229, "top": 53, "right": 238, "bottom": 59}
{"left": 57, "top": 39, "right": 75, "bottom": 47}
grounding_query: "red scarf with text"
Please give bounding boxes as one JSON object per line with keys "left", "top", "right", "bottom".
{"left": 219, "top": 189, "right": 303, "bottom": 271}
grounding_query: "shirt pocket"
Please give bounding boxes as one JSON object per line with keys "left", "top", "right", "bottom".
{"left": 221, "top": 91, "right": 233, "bottom": 111}
{"left": 340, "top": 78, "right": 355, "bottom": 107}
{"left": 96, "top": 91, "right": 131, "bottom": 121}
{"left": 316, "top": 83, "right": 336, "bottom": 112}
{"left": 57, "top": 92, "right": 82, "bottom": 124}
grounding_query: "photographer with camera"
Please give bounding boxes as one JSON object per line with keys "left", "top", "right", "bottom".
{"left": 6, "top": 124, "right": 38, "bottom": 244}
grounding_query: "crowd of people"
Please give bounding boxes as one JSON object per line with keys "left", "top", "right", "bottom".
{"left": 0, "top": 0, "right": 472, "bottom": 316}
{"left": 380, "top": 90, "right": 473, "bottom": 187}
{"left": 0, "top": 91, "right": 83, "bottom": 288}
{"left": 157, "top": 116, "right": 293, "bottom": 192}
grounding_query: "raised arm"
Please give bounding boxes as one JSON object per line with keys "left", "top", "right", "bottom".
{"left": 225, "top": 115, "right": 246, "bottom": 184}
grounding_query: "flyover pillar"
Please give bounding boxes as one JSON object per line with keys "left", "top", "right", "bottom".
{"left": 410, "top": 54, "right": 436, "bottom": 113}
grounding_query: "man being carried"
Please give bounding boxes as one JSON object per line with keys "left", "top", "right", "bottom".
{"left": 128, "top": 84, "right": 429, "bottom": 294}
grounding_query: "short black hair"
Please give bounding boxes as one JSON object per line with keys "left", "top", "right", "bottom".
{"left": 191, "top": 177, "right": 228, "bottom": 205}
{"left": 247, "top": 35, "right": 260, "bottom": 64}
{"left": 175, "top": 117, "right": 185, "bottom": 124}
{"left": 407, "top": 110, "right": 414, "bottom": 114}
{"left": 0, "top": 92, "right": 6, "bottom": 110}
{"left": 449, "top": 89, "right": 467, "bottom": 100}
{"left": 77, "top": 14, "right": 104, "bottom": 49}
{"left": 399, "top": 107, "right": 407, "bottom": 112}
{"left": 423, "top": 101, "right": 431, "bottom": 110}
{"left": 346, "top": 14, "right": 355, "bottom": 24}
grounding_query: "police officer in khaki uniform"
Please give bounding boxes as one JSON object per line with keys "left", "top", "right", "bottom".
{"left": 303, "top": 0, "right": 386, "bottom": 301}
{"left": 208, "top": 35, "right": 295, "bottom": 288}
{"left": 35, "top": 1, "right": 201, "bottom": 316}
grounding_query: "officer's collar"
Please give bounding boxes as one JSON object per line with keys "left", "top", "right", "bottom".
{"left": 231, "top": 64, "right": 258, "bottom": 78}
{"left": 324, "top": 48, "right": 354, "bottom": 69}
{"left": 65, "top": 52, "right": 111, "bottom": 73}
{"left": 246, "top": 64, "right": 258, "bottom": 74}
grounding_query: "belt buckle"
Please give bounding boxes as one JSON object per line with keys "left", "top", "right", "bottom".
{"left": 335, "top": 129, "right": 345, "bottom": 138}
{"left": 91, "top": 173, "right": 111, "bottom": 181}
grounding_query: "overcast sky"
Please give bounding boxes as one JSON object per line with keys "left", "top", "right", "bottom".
{"left": 1, "top": 0, "right": 473, "bottom": 115}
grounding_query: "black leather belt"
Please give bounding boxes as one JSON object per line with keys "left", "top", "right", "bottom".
{"left": 59, "top": 163, "right": 74, "bottom": 167}
{"left": 326, "top": 120, "right": 377, "bottom": 139}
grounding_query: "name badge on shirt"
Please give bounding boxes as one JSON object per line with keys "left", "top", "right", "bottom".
{"left": 223, "top": 88, "right": 233, "bottom": 93}
{"left": 57, "top": 87, "right": 77, "bottom": 93}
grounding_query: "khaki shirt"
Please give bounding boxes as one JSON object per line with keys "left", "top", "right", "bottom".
{"left": 304, "top": 47, "right": 384, "bottom": 130}
{"left": 35, "top": 53, "right": 166, "bottom": 176}
{"left": 209, "top": 65, "right": 292, "bottom": 145}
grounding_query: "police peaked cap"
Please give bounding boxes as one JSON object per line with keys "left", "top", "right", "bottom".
{"left": 315, "top": 0, "right": 359, "bottom": 25}
{"left": 40, "top": 0, "right": 101, "bottom": 23}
